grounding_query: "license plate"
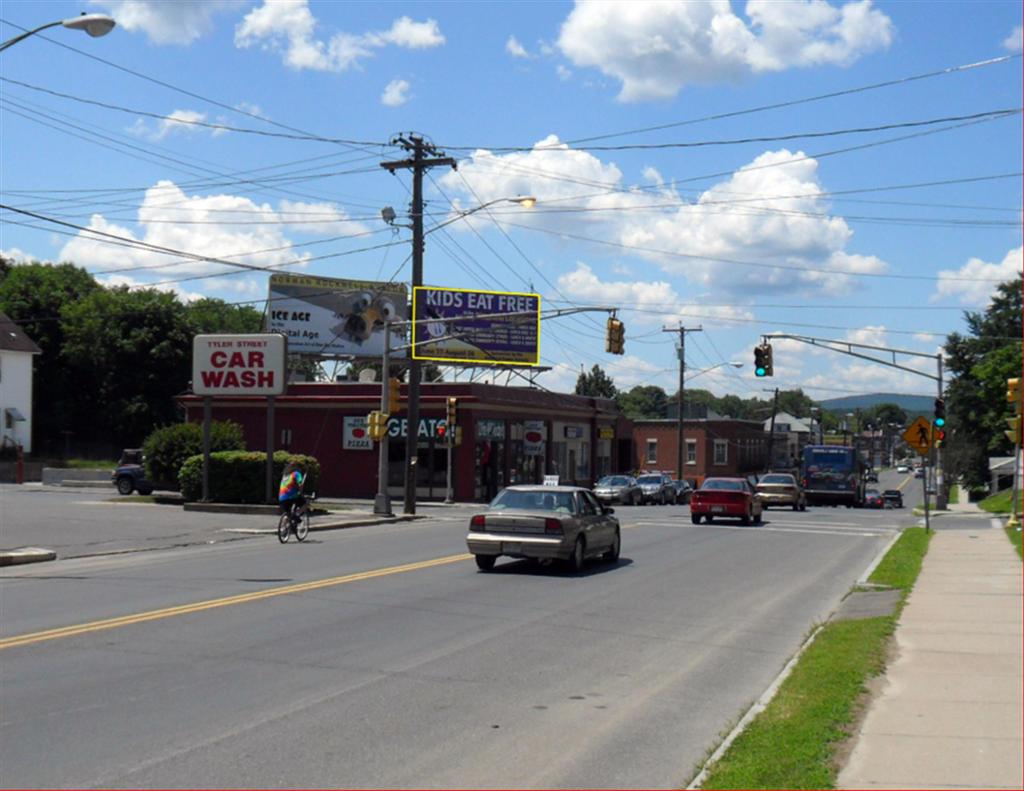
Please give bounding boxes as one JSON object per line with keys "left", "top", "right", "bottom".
{"left": 711, "top": 506, "right": 725, "bottom": 513}
{"left": 503, "top": 542, "right": 523, "bottom": 554}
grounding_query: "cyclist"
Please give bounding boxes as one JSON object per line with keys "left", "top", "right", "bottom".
{"left": 278, "top": 460, "right": 307, "bottom": 533}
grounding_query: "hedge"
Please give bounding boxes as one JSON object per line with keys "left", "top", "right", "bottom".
{"left": 143, "top": 421, "right": 245, "bottom": 490}
{"left": 179, "top": 450, "right": 320, "bottom": 503}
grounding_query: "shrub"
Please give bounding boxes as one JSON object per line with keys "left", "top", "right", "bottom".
{"left": 179, "top": 450, "right": 320, "bottom": 503}
{"left": 142, "top": 421, "right": 246, "bottom": 489}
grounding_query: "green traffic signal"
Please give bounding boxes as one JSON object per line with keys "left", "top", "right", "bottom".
{"left": 755, "top": 366, "right": 766, "bottom": 377}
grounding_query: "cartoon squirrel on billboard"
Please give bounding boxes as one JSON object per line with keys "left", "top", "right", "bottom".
{"left": 297, "top": 289, "right": 399, "bottom": 345}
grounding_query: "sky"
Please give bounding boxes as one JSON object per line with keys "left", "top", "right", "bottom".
{"left": 1, "top": 0, "right": 1021, "bottom": 402}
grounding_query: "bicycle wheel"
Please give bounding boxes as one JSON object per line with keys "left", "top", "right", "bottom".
{"left": 295, "top": 508, "right": 310, "bottom": 541}
{"left": 277, "top": 512, "right": 291, "bottom": 543}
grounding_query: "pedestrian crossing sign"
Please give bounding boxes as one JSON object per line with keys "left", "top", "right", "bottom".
{"left": 902, "top": 417, "right": 933, "bottom": 455}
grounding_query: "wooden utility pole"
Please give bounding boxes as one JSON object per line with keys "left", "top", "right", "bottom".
{"left": 381, "top": 135, "right": 455, "bottom": 515}
{"left": 662, "top": 325, "right": 701, "bottom": 479}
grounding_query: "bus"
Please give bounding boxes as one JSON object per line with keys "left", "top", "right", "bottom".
{"left": 800, "top": 445, "right": 866, "bottom": 507}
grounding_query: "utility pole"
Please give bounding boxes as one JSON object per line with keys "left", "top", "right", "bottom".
{"left": 765, "top": 387, "right": 780, "bottom": 471}
{"left": 381, "top": 135, "right": 456, "bottom": 515}
{"left": 663, "top": 325, "right": 701, "bottom": 479}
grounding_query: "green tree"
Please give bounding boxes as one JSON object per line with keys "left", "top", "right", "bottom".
{"left": 617, "top": 385, "right": 668, "bottom": 418}
{"left": 944, "top": 277, "right": 1023, "bottom": 488}
{"left": 0, "top": 261, "right": 101, "bottom": 452}
{"left": 575, "top": 365, "right": 617, "bottom": 398}
{"left": 186, "top": 298, "right": 263, "bottom": 334}
{"left": 61, "top": 286, "right": 194, "bottom": 447}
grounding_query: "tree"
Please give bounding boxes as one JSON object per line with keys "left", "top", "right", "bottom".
{"left": 186, "top": 298, "right": 263, "bottom": 335}
{"left": 617, "top": 385, "right": 668, "bottom": 419}
{"left": 575, "top": 365, "right": 617, "bottom": 398}
{"left": 944, "top": 276, "right": 1023, "bottom": 488}
{"left": 60, "top": 286, "right": 194, "bottom": 447}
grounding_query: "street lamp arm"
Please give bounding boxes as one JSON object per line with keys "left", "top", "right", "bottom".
{"left": 0, "top": 21, "right": 61, "bottom": 52}
{"left": 0, "top": 14, "right": 115, "bottom": 52}
{"left": 424, "top": 196, "right": 536, "bottom": 236}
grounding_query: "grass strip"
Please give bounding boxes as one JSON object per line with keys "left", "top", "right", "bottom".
{"left": 1006, "top": 524, "right": 1022, "bottom": 559}
{"left": 946, "top": 486, "right": 960, "bottom": 505}
{"left": 979, "top": 488, "right": 1016, "bottom": 514}
{"left": 695, "top": 528, "right": 930, "bottom": 790}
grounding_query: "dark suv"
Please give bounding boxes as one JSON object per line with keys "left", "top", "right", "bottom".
{"left": 112, "top": 449, "right": 154, "bottom": 496}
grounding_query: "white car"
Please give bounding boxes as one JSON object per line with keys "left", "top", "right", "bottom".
{"left": 896, "top": 465, "right": 910, "bottom": 473}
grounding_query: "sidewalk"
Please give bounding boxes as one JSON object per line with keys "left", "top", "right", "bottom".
{"left": 838, "top": 505, "right": 1023, "bottom": 789}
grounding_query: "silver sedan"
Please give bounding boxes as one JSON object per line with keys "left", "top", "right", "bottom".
{"left": 466, "top": 485, "right": 621, "bottom": 572}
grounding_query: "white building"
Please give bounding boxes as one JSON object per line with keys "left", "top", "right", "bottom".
{"left": 0, "top": 313, "right": 41, "bottom": 453}
{"left": 762, "top": 411, "right": 815, "bottom": 468}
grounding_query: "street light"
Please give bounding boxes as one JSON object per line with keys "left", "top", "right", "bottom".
{"left": 425, "top": 195, "right": 538, "bottom": 235}
{"left": 0, "top": 14, "right": 116, "bottom": 52}
{"left": 674, "top": 361, "right": 742, "bottom": 478}
{"left": 687, "top": 361, "right": 743, "bottom": 381}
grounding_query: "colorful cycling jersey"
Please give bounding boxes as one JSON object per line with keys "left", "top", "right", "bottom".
{"left": 279, "top": 470, "right": 304, "bottom": 502}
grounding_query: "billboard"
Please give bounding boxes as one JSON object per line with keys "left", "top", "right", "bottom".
{"left": 192, "top": 334, "right": 286, "bottom": 396}
{"left": 411, "top": 286, "right": 540, "bottom": 365}
{"left": 267, "top": 274, "right": 408, "bottom": 358}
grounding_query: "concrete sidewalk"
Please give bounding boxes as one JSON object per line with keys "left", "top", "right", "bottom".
{"left": 838, "top": 511, "right": 1023, "bottom": 789}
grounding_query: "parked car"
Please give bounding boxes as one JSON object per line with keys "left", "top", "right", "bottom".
{"left": 669, "top": 479, "right": 693, "bottom": 504}
{"left": 112, "top": 449, "right": 153, "bottom": 496}
{"left": 466, "top": 485, "right": 621, "bottom": 572}
{"left": 882, "top": 489, "right": 904, "bottom": 508}
{"left": 865, "top": 488, "right": 884, "bottom": 508}
{"left": 913, "top": 467, "right": 925, "bottom": 479}
{"left": 593, "top": 475, "right": 643, "bottom": 506}
{"left": 636, "top": 473, "right": 676, "bottom": 504}
{"left": 690, "top": 477, "right": 763, "bottom": 525}
{"left": 865, "top": 470, "right": 879, "bottom": 483}
{"left": 755, "top": 472, "right": 806, "bottom": 511}
{"left": 896, "top": 464, "right": 910, "bottom": 473}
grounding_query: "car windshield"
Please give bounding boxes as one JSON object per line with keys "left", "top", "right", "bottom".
{"left": 866, "top": 489, "right": 880, "bottom": 496}
{"left": 760, "top": 475, "right": 794, "bottom": 485}
{"left": 597, "top": 476, "right": 630, "bottom": 487}
{"left": 701, "top": 479, "right": 744, "bottom": 491}
{"left": 883, "top": 490, "right": 900, "bottom": 496}
{"left": 637, "top": 476, "right": 661, "bottom": 485}
{"left": 489, "top": 489, "right": 577, "bottom": 514}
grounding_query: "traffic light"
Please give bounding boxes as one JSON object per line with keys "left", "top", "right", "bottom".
{"left": 436, "top": 422, "right": 448, "bottom": 441}
{"left": 446, "top": 397, "right": 458, "bottom": 427}
{"left": 1006, "top": 416, "right": 1022, "bottom": 446}
{"left": 388, "top": 377, "right": 401, "bottom": 410}
{"left": 1008, "top": 378, "right": 1021, "bottom": 407}
{"left": 933, "top": 427, "right": 947, "bottom": 449}
{"left": 933, "top": 398, "right": 945, "bottom": 428}
{"left": 367, "top": 410, "right": 388, "bottom": 441}
{"left": 605, "top": 317, "right": 625, "bottom": 355}
{"left": 764, "top": 343, "right": 774, "bottom": 376}
{"left": 754, "top": 345, "right": 766, "bottom": 377}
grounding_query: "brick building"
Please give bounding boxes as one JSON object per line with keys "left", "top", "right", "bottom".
{"left": 180, "top": 381, "right": 634, "bottom": 502}
{"left": 632, "top": 418, "right": 768, "bottom": 485}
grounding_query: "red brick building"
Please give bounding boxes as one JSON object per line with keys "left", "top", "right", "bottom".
{"left": 632, "top": 418, "right": 768, "bottom": 485}
{"left": 180, "top": 382, "right": 634, "bottom": 501}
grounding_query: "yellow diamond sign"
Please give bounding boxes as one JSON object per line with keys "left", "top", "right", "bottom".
{"left": 902, "top": 416, "right": 933, "bottom": 456}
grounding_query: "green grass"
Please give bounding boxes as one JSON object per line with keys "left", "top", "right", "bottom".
{"left": 946, "top": 486, "right": 959, "bottom": 505}
{"left": 695, "top": 528, "right": 931, "bottom": 790}
{"left": 1006, "top": 525, "right": 1022, "bottom": 560}
{"left": 979, "top": 488, "right": 1018, "bottom": 514}
{"left": 61, "top": 458, "right": 115, "bottom": 470}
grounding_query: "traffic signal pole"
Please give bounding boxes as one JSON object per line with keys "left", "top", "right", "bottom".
{"left": 935, "top": 353, "right": 946, "bottom": 510}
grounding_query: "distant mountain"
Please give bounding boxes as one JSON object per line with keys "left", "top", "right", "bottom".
{"left": 818, "top": 393, "right": 935, "bottom": 413}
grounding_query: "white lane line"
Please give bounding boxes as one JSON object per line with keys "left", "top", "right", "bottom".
{"left": 623, "top": 520, "right": 886, "bottom": 537}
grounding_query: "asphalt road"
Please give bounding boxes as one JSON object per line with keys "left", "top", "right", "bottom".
{"left": 0, "top": 472, "right": 922, "bottom": 789}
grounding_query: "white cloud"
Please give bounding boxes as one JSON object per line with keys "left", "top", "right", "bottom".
{"left": 381, "top": 78, "right": 411, "bottom": 107}
{"left": 58, "top": 181, "right": 314, "bottom": 286}
{"left": 441, "top": 137, "right": 887, "bottom": 298}
{"left": 1, "top": 247, "right": 33, "bottom": 263}
{"left": 506, "top": 35, "right": 530, "bottom": 58}
{"left": 275, "top": 200, "right": 371, "bottom": 235}
{"left": 235, "top": 1, "right": 444, "bottom": 72}
{"left": 556, "top": 64, "right": 573, "bottom": 80}
{"left": 90, "top": 0, "right": 243, "bottom": 45}
{"left": 557, "top": 0, "right": 893, "bottom": 101}
{"left": 932, "top": 246, "right": 1022, "bottom": 305}
{"left": 98, "top": 273, "right": 207, "bottom": 303}
{"left": 1004, "top": 25, "right": 1023, "bottom": 52}
{"left": 129, "top": 109, "right": 220, "bottom": 140}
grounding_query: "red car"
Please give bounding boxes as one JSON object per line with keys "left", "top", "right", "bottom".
{"left": 690, "top": 477, "right": 764, "bottom": 525}
{"left": 865, "top": 489, "right": 885, "bottom": 508}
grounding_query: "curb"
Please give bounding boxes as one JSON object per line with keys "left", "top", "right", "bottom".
{"left": 0, "top": 547, "right": 57, "bottom": 566}
{"left": 224, "top": 514, "right": 424, "bottom": 534}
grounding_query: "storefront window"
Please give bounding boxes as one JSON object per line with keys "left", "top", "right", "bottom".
{"left": 646, "top": 439, "right": 658, "bottom": 464}
{"left": 686, "top": 439, "right": 697, "bottom": 464}
{"left": 714, "top": 439, "right": 728, "bottom": 465}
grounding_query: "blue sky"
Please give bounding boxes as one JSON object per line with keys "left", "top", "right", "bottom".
{"left": 1, "top": 0, "right": 1021, "bottom": 400}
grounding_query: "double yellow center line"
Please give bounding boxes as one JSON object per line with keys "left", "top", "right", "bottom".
{"left": 0, "top": 553, "right": 471, "bottom": 651}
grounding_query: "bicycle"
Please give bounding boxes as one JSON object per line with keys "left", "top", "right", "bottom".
{"left": 277, "top": 500, "right": 309, "bottom": 543}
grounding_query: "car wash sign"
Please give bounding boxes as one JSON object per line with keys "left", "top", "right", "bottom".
{"left": 192, "top": 334, "right": 287, "bottom": 396}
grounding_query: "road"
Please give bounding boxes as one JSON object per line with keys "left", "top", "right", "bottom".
{"left": 1, "top": 473, "right": 921, "bottom": 789}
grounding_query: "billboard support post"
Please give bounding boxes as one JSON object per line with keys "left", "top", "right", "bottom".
{"left": 266, "top": 396, "right": 275, "bottom": 505}
{"left": 202, "top": 396, "right": 212, "bottom": 502}
{"left": 374, "top": 322, "right": 393, "bottom": 516}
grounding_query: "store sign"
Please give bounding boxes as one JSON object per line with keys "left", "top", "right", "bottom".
{"left": 477, "top": 419, "right": 506, "bottom": 440}
{"left": 564, "top": 425, "right": 584, "bottom": 439}
{"left": 523, "top": 420, "right": 546, "bottom": 456}
{"left": 267, "top": 274, "right": 408, "bottom": 358}
{"left": 598, "top": 426, "right": 615, "bottom": 439}
{"left": 543, "top": 475, "right": 560, "bottom": 486}
{"left": 387, "top": 417, "right": 448, "bottom": 439}
{"left": 411, "top": 286, "right": 540, "bottom": 365}
{"left": 343, "top": 416, "right": 372, "bottom": 450}
{"left": 192, "top": 334, "right": 286, "bottom": 396}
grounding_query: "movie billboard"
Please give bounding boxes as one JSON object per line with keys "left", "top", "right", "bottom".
{"left": 267, "top": 274, "right": 408, "bottom": 357}
{"left": 411, "top": 287, "right": 540, "bottom": 365}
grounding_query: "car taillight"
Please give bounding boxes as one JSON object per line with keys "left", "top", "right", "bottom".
{"left": 470, "top": 515, "right": 486, "bottom": 530}
{"left": 544, "top": 518, "right": 563, "bottom": 534}
{"left": 802, "top": 478, "right": 808, "bottom": 487}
